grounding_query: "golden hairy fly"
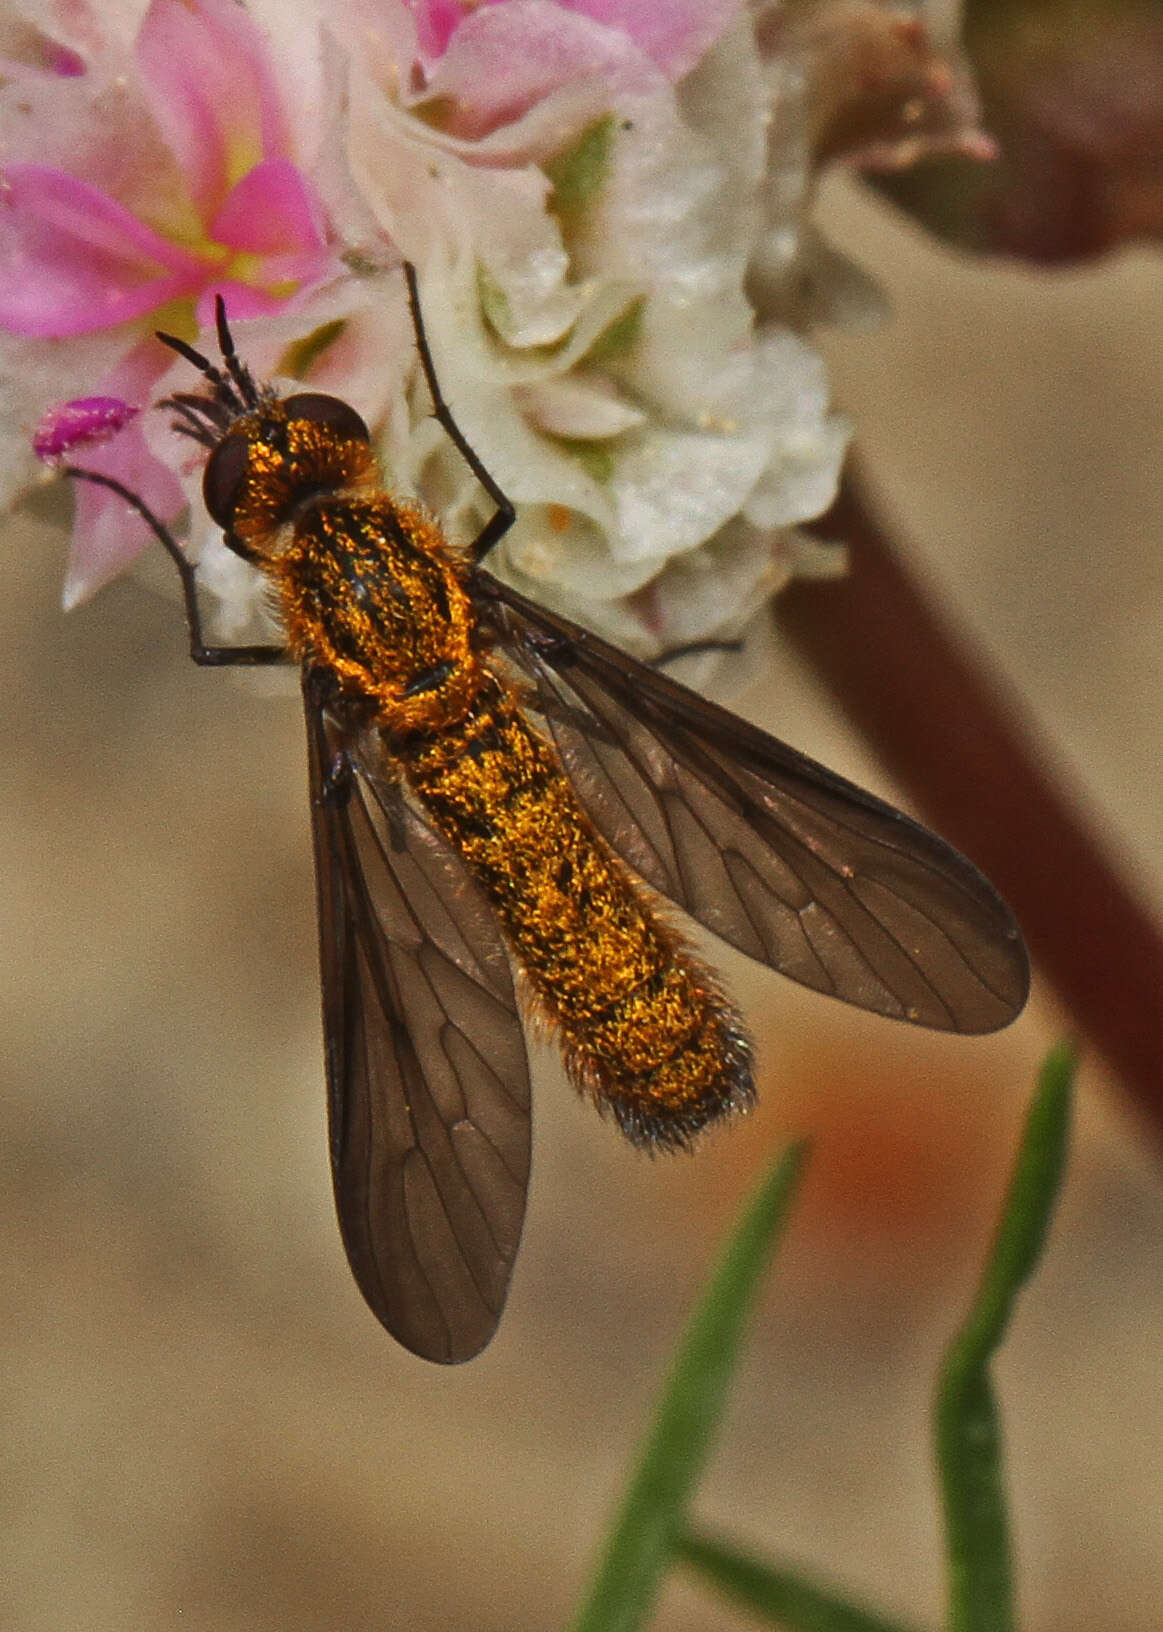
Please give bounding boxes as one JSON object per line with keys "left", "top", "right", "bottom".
{"left": 61, "top": 265, "right": 1027, "bottom": 1361}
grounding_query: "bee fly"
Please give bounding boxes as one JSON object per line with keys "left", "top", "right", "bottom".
{"left": 65, "top": 265, "right": 1028, "bottom": 1361}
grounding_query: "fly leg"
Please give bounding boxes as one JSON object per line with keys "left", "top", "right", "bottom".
{"left": 653, "top": 637, "right": 745, "bottom": 669}
{"left": 402, "top": 262, "right": 516, "bottom": 567}
{"left": 64, "top": 467, "right": 288, "bottom": 667}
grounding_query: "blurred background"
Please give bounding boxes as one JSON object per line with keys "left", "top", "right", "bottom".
{"left": 3, "top": 171, "right": 1163, "bottom": 1630}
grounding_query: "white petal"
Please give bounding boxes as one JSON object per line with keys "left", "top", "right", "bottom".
{"left": 514, "top": 375, "right": 646, "bottom": 439}
{"left": 608, "top": 423, "right": 775, "bottom": 565}
{"left": 647, "top": 517, "right": 794, "bottom": 643}
{"left": 499, "top": 505, "right": 660, "bottom": 600}
{"left": 743, "top": 411, "right": 851, "bottom": 529}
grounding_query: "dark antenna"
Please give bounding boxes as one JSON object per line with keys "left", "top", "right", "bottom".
{"left": 155, "top": 328, "right": 229, "bottom": 391}
{"left": 164, "top": 393, "right": 231, "bottom": 448}
{"left": 214, "top": 295, "right": 259, "bottom": 408}
{"left": 156, "top": 295, "right": 262, "bottom": 443}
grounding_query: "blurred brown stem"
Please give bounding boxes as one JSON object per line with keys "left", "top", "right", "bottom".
{"left": 778, "top": 458, "right": 1163, "bottom": 1147}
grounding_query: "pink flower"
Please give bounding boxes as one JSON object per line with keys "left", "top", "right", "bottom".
{"left": 1, "top": 0, "right": 339, "bottom": 603}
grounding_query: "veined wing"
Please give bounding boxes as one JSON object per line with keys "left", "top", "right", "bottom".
{"left": 303, "top": 669, "right": 532, "bottom": 1362}
{"left": 480, "top": 578, "right": 1028, "bottom": 1035}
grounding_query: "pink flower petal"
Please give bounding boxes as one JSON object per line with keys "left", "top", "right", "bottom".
{"left": 33, "top": 397, "right": 140, "bottom": 464}
{"left": 61, "top": 342, "right": 187, "bottom": 607}
{"left": 250, "top": 245, "right": 336, "bottom": 288}
{"left": 210, "top": 158, "right": 326, "bottom": 255}
{"left": 0, "top": 165, "right": 205, "bottom": 336}
{"left": 412, "top": 0, "right": 740, "bottom": 82}
{"left": 193, "top": 279, "right": 291, "bottom": 325}
{"left": 424, "top": 1, "right": 666, "bottom": 136}
{"left": 408, "top": 0, "right": 476, "bottom": 62}
{"left": 565, "top": 0, "right": 741, "bottom": 81}
{"left": 137, "top": 0, "right": 292, "bottom": 218}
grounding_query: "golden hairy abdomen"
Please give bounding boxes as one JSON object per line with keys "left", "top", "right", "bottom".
{"left": 402, "top": 681, "right": 752, "bottom": 1145}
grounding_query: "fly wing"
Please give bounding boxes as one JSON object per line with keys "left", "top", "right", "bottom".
{"left": 303, "top": 669, "right": 532, "bottom": 1362}
{"left": 481, "top": 578, "right": 1028, "bottom": 1035}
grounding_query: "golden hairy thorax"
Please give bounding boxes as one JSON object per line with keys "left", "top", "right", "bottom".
{"left": 275, "top": 496, "right": 487, "bottom": 737}
{"left": 237, "top": 418, "right": 751, "bottom": 1142}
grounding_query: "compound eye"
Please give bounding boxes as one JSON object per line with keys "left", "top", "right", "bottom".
{"left": 202, "top": 431, "right": 251, "bottom": 529}
{"left": 283, "top": 393, "right": 370, "bottom": 444}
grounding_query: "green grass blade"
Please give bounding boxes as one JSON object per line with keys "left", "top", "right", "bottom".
{"left": 676, "top": 1529, "right": 930, "bottom": 1632}
{"left": 935, "top": 1042, "right": 1076, "bottom": 1632}
{"left": 568, "top": 1141, "right": 809, "bottom": 1632}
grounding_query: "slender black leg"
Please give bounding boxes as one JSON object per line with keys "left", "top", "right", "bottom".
{"left": 402, "top": 262, "right": 516, "bottom": 565}
{"left": 653, "top": 637, "right": 745, "bottom": 670}
{"left": 64, "top": 467, "right": 288, "bottom": 667}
